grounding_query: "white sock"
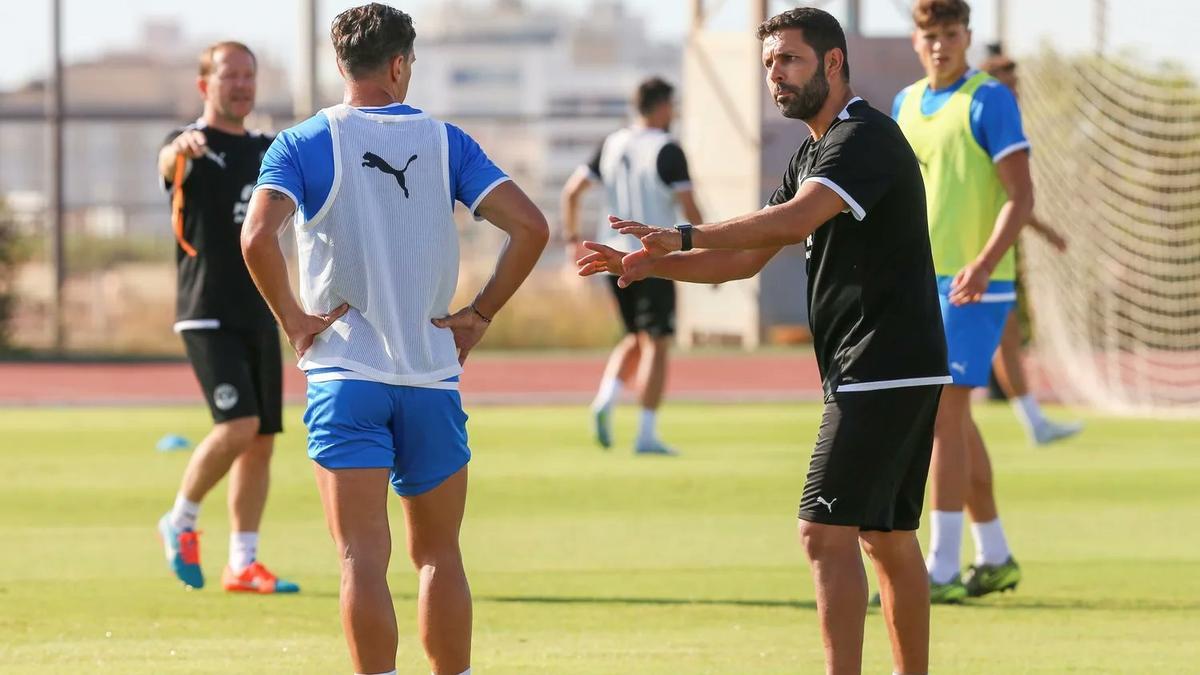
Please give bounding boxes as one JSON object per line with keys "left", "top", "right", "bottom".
{"left": 1011, "top": 393, "right": 1047, "bottom": 432}
{"left": 229, "top": 532, "right": 259, "bottom": 573}
{"left": 592, "top": 377, "right": 622, "bottom": 411}
{"left": 637, "top": 408, "right": 658, "bottom": 444}
{"left": 357, "top": 671, "right": 397, "bottom": 675}
{"left": 168, "top": 494, "right": 200, "bottom": 531}
{"left": 427, "top": 670, "right": 470, "bottom": 675}
{"left": 971, "top": 518, "right": 1012, "bottom": 566}
{"left": 925, "top": 510, "right": 964, "bottom": 584}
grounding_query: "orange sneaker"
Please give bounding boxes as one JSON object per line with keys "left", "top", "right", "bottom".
{"left": 157, "top": 514, "right": 204, "bottom": 589}
{"left": 221, "top": 561, "right": 300, "bottom": 594}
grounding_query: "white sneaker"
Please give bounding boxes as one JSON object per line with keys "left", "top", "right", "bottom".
{"left": 634, "top": 439, "right": 679, "bottom": 456}
{"left": 1032, "top": 418, "right": 1084, "bottom": 446}
{"left": 592, "top": 405, "right": 613, "bottom": 449}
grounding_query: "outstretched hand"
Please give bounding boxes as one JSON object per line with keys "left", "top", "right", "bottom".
{"left": 949, "top": 262, "right": 991, "bottom": 306}
{"left": 608, "top": 215, "right": 682, "bottom": 259}
{"left": 432, "top": 305, "right": 491, "bottom": 365}
{"left": 171, "top": 129, "right": 209, "bottom": 159}
{"left": 576, "top": 241, "right": 626, "bottom": 277}
{"left": 284, "top": 303, "right": 350, "bottom": 357}
{"left": 576, "top": 241, "right": 655, "bottom": 288}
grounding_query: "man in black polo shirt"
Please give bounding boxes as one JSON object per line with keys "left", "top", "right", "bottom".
{"left": 577, "top": 8, "right": 947, "bottom": 673}
{"left": 155, "top": 41, "right": 297, "bottom": 595}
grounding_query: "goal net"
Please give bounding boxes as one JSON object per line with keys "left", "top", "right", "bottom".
{"left": 1020, "top": 51, "right": 1200, "bottom": 417}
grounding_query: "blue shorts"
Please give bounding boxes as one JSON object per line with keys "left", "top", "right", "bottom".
{"left": 303, "top": 376, "right": 470, "bottom": 496}
{"left": 937, "top": 277, "right": 1016, "bottom": 388}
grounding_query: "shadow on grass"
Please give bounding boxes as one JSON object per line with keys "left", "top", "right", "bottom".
{"left": 949, "top": 596, "right": 1200, "bottom": 613}
{"left": 306, "top": 591, "right": 817, "bottom": 610}
{"left": 300, "top": 592, "right": 1200, "bottom": 614}
{"left": 481, "top": 594, "right": 818, "bottom": 610}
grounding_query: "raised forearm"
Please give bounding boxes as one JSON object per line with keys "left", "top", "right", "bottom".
{"left": 1026, "top": 213, "right": 1050, "bottom": 237}
{"left": 561, "top": 191, "right": 582, "bottom": 242}
{"left": 688, "top": 181, "right": 840, "bottom": 250}
{"left": 692, "top": 203, "right": 808, "bottom": 250}
{"left": 241, "top": 193, "right": 305, "bottom": 329}
{"left": 157, "top": 144, "right": 180, "bottom": 181}
{"left": 676, "top": 190, "right": 704, "bottom": 226}
{"left": 650, "top": 248, "right": 777, "bottom": 283}
{"left": 977, "top": 191, "right": 1033, "bottom": 272}
{"left": 560, "top": 169, "right": 592, "bottom": 242}
{"left": 473, "top": 182, "right": 550, "bottom": 318}
{"left": 472, "top": 226, "right": 547, "bottom": 318}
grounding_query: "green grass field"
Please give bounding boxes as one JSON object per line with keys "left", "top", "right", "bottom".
{"left": 1, "top": 402, "right": 1198, "bottom": 673}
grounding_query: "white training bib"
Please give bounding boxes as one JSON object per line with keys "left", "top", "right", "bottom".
{"left": 596, "top": 127, "right": 682, "bottom": 250}
{"left": 294, "top": 104, "right": 462, "bottom": 385}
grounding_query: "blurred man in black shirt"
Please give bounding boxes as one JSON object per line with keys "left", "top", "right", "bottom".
{"left": 155, "top": 41, "right": 296, "bottom": 595}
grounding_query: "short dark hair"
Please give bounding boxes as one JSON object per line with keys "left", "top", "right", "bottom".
{"left": 331, "top": 3, "right": 416, "bottom": 79}
{"left": 634, "top": 77, "right": 674, "bottom": 116}
{"left": 198, "top": 41, "right": 256, "bottom": 77}
{"left": 756, "top": 8, "right": 850, "bottom": 81}
{"left": 912, "top": 0, "right": 971, "bottom": 30}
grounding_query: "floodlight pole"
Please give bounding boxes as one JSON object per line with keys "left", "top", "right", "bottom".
{"left": 996, "top": 0, "right": 1009, "bottom": 51}
{"left": 296, "top": 0, "right": 318, "bottom": 120}
{"left": 47, "top": 0, "right": 65, "bottom": 352}
{"left": 1094, "top": 0, "right": 1107, "bottom": 54}
{"left": 845, "top": 0, "right": 861, "bottom": 36}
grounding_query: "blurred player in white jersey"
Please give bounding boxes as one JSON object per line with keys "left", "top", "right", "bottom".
{"left": 561, "top": 77, "right": 703, "bottom": 455}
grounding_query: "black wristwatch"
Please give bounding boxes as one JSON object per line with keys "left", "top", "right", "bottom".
{"left": 675, "top": 223, "right": 694, "bottom": 251}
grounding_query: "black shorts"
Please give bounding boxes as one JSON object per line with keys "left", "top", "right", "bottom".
{"left": 181, "top": 326, "right": 283, "bottom": 434}
{"left": 606, "top": 276, "right": 676, "bottom": 337}
{"left": 797, "top": 385, "right": 941, "bottom": 531}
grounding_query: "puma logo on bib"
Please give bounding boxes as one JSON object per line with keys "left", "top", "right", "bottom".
{"left": 362, "top": 151, "right": 418, "bottom": 198}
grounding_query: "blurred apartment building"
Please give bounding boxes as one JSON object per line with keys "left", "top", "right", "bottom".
{"left": 0, "top": 19, "right": 292, "bottom": 238}
{"left": 0, "top": 0, "right": 677, "bottom": 244}
{"left": 409, "top": 0, "right": 680, "bottom": 226}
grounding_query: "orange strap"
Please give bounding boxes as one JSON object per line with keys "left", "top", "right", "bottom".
{"left": 171, "top": 154, "right": 198, "bottom": 257}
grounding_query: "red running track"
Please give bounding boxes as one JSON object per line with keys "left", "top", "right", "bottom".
{"left": 0, "top": 353, "right": 825, "bottom": 407}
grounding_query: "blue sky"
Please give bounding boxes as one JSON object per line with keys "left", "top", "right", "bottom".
{"left": 2, "top": 0, "right": 1196, "bottom": 89}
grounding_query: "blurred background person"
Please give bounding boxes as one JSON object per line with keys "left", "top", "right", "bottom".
{"left": 982, "top": 42, "right": 1085, "bottom": 446}
{"left": 155, "top": 40, "right": 297, "bottom": 596}
{"left": 561, "top": 76, "right": 703, "bottom": 456}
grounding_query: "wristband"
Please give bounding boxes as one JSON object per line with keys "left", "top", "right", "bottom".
{"left": 675, "top": 223, "right": 694, "bottom": 252}
{"left": 470, "top": 303, "right": 493, "bottom": 324}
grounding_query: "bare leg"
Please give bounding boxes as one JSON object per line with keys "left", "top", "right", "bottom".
{"left": 227, "top": 433, "right": 274, "bottom": 533}
{"left": 403, "top": 467, "right": 471, "bottom": 675}
{"left": 798, "top": 520, "right": 868, "bottom": 675}
{"left": 635, "top": 334, "right": 670, "bottom": 411}
{"left": 964, "top": 419, "right": 998, "bottom": 523}
{"left": 991, "top": 311, "right": 1027, "bottom": 398}
{"left": 601, "top": 333, "right": 641, "bottom": 388}
{"left": 930, "top": 386, "right": 972, "bottom": 512}
{"left": 994, "top": 311, "right": 1083, "bottom": 445}
{"left": 178, "top": 416, "right": 260, "bottom": 503}
{"left": 313, "top": 465, "right": 397, "bottom": 674}
{"left": 861, "top": 530, "right": 929, "bottom": 675}
{"left": 926, "top": 385, "right": 972, "bottom": 582}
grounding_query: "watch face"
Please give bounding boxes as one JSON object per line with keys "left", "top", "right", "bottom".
{"left": 676, "top": 224, "right": 693, "bottom": 250}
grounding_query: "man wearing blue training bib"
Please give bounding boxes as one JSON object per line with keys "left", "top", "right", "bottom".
{"left": 241, "top": 4, "right": 549, "bottom": 674}
{"left": 893, "top": 0, "right": 1034, "bottom": 603}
